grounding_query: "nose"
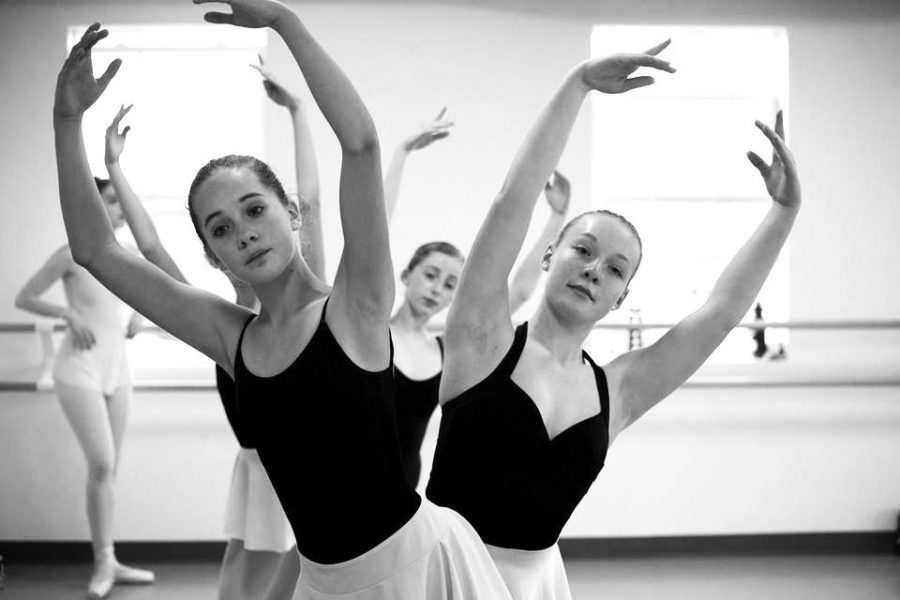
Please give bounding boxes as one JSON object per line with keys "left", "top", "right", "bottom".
{"left": 237, "top": 226, "right": 259, "bottom": 249}
{"left": 581, "top": 263, "right": 600, "bottom": 284}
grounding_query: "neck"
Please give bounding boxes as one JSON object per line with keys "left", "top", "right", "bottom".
{"left": 252, "top": 254, "right": 326, "bottom": 325}
{"left": 529, "top": 299, "right": 594, "bottom": 364}
{"left": 391, "top": 299, "right": 432, "bottom": 333}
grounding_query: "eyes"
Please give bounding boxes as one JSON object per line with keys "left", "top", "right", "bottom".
{"left": 422, "top": 270, "right": 457, "bottom": 291}
{"left": 210, "top": 204, "right": 266, "bottom": 238}
{"left": 571, "top": 245, "right": 625, "bottom": 278}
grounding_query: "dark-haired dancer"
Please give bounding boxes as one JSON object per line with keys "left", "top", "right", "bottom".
{"left": 427, "top": 42, "right": 801, "bottom": 598}
{"left": 384, "top": 114, "right": 572, "bottom": 486}
{"left": 15, "top": 173, "right": 153, "bottom": 598}
{"left": 52, "top": 2, "right": 511, "bottom": 597}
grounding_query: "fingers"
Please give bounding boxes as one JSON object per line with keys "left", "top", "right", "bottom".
{"left": 746, "top": 151, "right": 769, "bottom": 177}
{"left": 72, "top": 23, "right": 102, "bottom": 54}
{"left": 82, "top": 28, "right": 109, "bottom": 54}
{"left": 204, "top": 11, "right": 235, "bottom": 25}
{"left": 755, "top": 119, "right": 791, "bottom": 166}
{"left": 643, "top": 38, "right": 671, "bottom": 56}
{"left": 774, "top": 109, "right": 784, "bottom": 140}
{"left": 122, "top": 125, "right": 131, "bottom": 137}
{"left": 96, "top": 58, "right": 122, "bottom": 92}
{"left": 431, "top": 131, "right": 450, "bottom": 142}
{"left": 257, "top": 52, "right": 266, "bottom": 66}
{"left": 629, "top": 54, "right": 676, "bottom": 73}
{"left": 434, "top": 107, "right": 447, "bottom": 121}
{"left": 621, "top": 75, "right": 656, "bottom": 92}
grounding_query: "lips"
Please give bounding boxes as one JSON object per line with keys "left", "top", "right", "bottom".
{"left": 245, "top": 249, "right": 271, "bottom": 265}
{"left": 421, "top": 297, "right": 439, "bottom": 309}
{"left": 567, "top": 284, "right": 595, "bottom": 301}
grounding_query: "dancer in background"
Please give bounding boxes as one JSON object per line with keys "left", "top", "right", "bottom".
{"left": 428, "top": 42, "right": 799, "bottom": 599}
{"left": 383, "top": 113, "right": 572, "bottom": 486}
{"left": 53, "top": 2, "right": 510, "bottom": 596}
{"left": 15, "top": 181, "right": 153, "bottom": 598}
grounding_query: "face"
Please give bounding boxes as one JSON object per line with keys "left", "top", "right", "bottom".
{"left": 100, "top": 186, "right": 125, "bottom": 229}
{"left": 192, "top": 167, "right": 299, "bottom": 285}
{"left": 543, "top": 214, "right": 641, "bottom": 323}
{"left": 402, "top": 251, "right": 463, "bottom": 318}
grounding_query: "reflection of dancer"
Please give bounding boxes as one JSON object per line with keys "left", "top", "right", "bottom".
{"left": 102, "top": 62, "right": 319, "bottom": 598}
{"left": 15, "top": 177, "right": 153, "bottom": 598}
{"left": 54, "top": 6, "right": 510, "bottom": 598}
{"left": 384, "top": 118, "right": 572, "bottom": 486}
{"left": 429, "top": 44, "right": 800, "bottom": 598}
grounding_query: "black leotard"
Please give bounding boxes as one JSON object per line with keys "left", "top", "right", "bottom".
{"left": 426, "top": 322, "right": 610, "bottom": 550}
{"left": 394, "top": 337, "right": 443, "bottom": 486}
{"left": 234, "top": 298, "right": 420, "bottom": 564}
{"left": 215, "top": 364, "right": 255, "bottom": 449}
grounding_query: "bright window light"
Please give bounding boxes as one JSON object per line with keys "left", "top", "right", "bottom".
{"left": 67, "top": 24, "right": 267, "bottom": 379}
{"left": 589, "top": 25, "right": 790, "bottom": 364}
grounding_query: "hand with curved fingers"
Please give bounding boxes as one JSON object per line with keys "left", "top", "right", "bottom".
{"left": 747, "top": 110, "right": 800, "bottom": 210}
{"left": 581, "top": 39, "right": 675, "bottom": 94}
{"left": 251, "top": 55, "right": 301, "bottom": 111}
{"left": 105, "top": 104, "right": 133, "bottom": 165}
{"left": 544, "top": 170, "right": 571, "bottom": 215}
{"left": 403, "top": 107, "right": 454, "bottom": 152}
{"left": 54, "top": 23, "right": 121, "bottom": 121}
{"left": 126, "top": 312, "right": 143, "bottom": 339}
{"left": 194, "top": 0, "right": 290, "bottom": 29}
{"left": 66, "top": 312, "right": 96, "bottom": 350}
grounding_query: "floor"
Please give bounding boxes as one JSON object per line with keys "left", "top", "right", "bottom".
{"left": 2, "top": 554, "right": 898, "bottom": 599}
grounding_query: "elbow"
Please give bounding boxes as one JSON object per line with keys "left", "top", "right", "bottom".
{"left": 341, "top": 131, "right": 380, "bottom": 156}
{"left": 14, "top": 292, "right": 29, "bottom": 311}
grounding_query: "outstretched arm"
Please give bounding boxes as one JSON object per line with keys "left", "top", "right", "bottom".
{"left": 508, "top": 170, "right": 571, "bottom": 315}
{"left": 54, "top": 24, "right": 249, "bottom": 373}
{"left": 441, "top": 42, "right": 674, "bottom": 401}
{"left": 383, "top": 108, "right": 453, "bottom": 223}
{"left": 251, "top": 57, "right": 325, "bottom": 279}
{"left": 605, "top": 111, "right": 800, "bottom": 438}
{"left": 104, "top": 104, "right": 188, "bottom": 283}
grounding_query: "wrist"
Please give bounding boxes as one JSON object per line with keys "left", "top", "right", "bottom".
{"left": 53, "top": 112, "right": 83, "bottom": 129}
{"left": 271, "top": 6, "right": 300, "bottom": 36}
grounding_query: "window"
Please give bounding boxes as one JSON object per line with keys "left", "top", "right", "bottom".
{"left": 589, "top": 25, "right": 790, "bottom": 363}
{"left": 68, "top": 24, "right": 266, "bottom": 379}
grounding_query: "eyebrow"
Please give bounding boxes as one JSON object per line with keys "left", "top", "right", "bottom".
{"left": 576, "top": 232, "right": 631, "bottom": 265}
{"left": 203, "top": 193, "right": 263, "bottom": 230}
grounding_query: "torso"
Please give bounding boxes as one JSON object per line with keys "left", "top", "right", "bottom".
{"left": 61, "top": 253, "right": 127, "bottom": 332}
{"left": 391, "top": 326, "right": 443, "bottom": 380}
{"left": 234, "top": 297, "right": 420, "bottom": 564}
{"left": 426, "top": 322, "right": 610, "bottom": 550}
{"left": 510, "top": 339, "right": 601, "bottom": 441}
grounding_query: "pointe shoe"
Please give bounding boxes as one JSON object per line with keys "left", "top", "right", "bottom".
{"left": 113, "top": 562, "right": 155, "bottom": 585}
{"left": 87, "top": 561, "right": 115, "bottom": 599}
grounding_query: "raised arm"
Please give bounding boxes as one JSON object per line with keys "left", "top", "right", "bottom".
{"left": 383, "top": 108, "right": 452, "bottom": 223}
{"left": 441, "top": 42, "right": 674, "bottom": 399}
{"left": 251, "top": 57, "right": 325, "bottom": 279}
{"left": 54, "top": 24, "right": 248, "bottom": 373}
{"left": 199, "top": 0, "right": 392, "bottom": 341}
{"left": 104, "top": 104, "right": 188, "bottom": 283}
{"left": 605, "top": 111, "right": 800, "bottom": 438}
{"left": 508, "top": 170, "right": 571, "bottom": 315}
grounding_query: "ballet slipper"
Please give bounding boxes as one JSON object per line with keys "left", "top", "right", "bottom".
{"left": 86, "top": 560, "right": 115, "bottom": 599}
{"left": 113, "top": 562, "right": 156, "bottom": 584}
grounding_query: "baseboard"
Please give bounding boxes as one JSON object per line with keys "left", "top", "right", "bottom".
{"left": 1, "top": 532, "right": 895, "bottom": 564}
{"left": 0, "top": 541, "right": 226, "bottom": 563}
{"left": 558, "top": 532, "right": 897, "bottom": 558}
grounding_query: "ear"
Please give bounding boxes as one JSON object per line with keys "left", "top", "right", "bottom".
{"left": 287, "top": 199, "right": 302, "bottom": 231}
{"left": 400, "top": 268, "right": 410, "bottom": 285}
{"left": 540, "top": 245, "right": 554, "bottom": 271}
{"left": 612, "top": 288, "right": 629, "bottom": 310}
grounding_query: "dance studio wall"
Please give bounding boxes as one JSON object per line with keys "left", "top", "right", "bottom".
{"left": 1, "top": 0, "right": 899, "bottom": 541}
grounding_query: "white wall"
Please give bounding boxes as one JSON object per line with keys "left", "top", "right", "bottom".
{"left": 1, "top": 0, "right": 899, "bottom": 541}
